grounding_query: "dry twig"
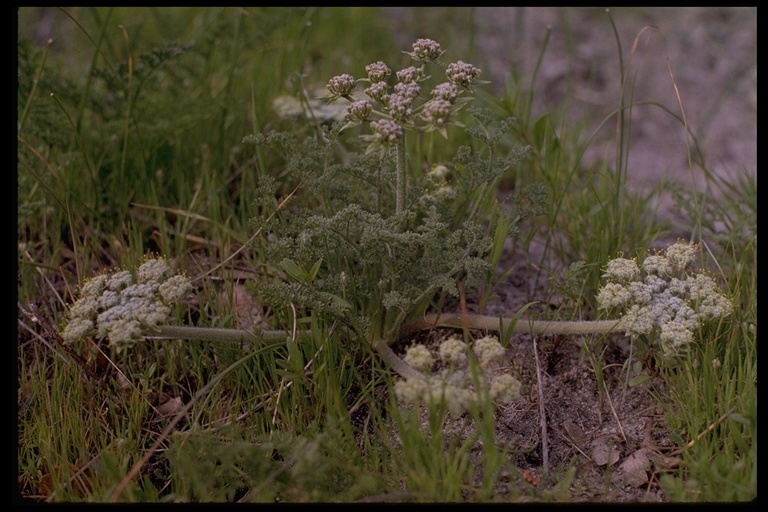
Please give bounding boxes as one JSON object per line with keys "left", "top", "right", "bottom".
{"left": 532, "top": 336, "right": 549, "bottom": 475}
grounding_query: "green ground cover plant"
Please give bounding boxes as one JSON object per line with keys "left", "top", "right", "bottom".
{"left": 17, "top": 7, "right": 755, "bottom": 503}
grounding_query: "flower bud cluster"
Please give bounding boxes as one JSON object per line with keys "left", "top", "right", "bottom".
{"left": 394, "top": 335, "right": 521, "bottom": 416}
{"left": 597, "top": 241, "right": 733, "bottom": 357}
{"left": 422, "top": 98, "right": 452, "bottom": 127}
{"left": 396, "top": 66, "right": 424, "bottom": 84}
{"left": 364, "top": 81, "right": 388, "bottom": 102}
{"left": 385, "top": 92, "right": 415, "bottom": 120}
{"left": 62, "top": 257, "right": 192, "bottom": 353}
{"left": 326, "top": 73, "right": 356, "bottom": 99}
{"left": 364, "top": 61, "right": 391, "bottom": 83}
{"left": 446, "top": 61, "right": 482, "bottom": 90}
{"left": 410, "top": 38, "right": 445, "bottom": 63}
{"left": 344, "top": 100, "right": 372, "bottom": 123}
{"left": 393, "top": 82, "right": 421, "bottom": 100}
{"left": 431, "top": 82, "right": 459, "bottom": 102}
{"left": 325, "top": 38, "right": 484, "bottom": 150}
{"left": 370, "top": 119, "right": 404, "bottom": 143}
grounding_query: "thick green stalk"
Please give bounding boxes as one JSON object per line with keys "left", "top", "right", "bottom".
{"left": 146, "top": 313, "right": 622, "bottom": 381}
{"left": 399, "top": 313, "right": 621, "bottom": 339}
{"left": 372, "top": 339, "right": 426, "bottom": 380}
{"left": 152, "top": 323, "right": 426, "bottom": 380}
{"left": 147, "top": 324, "right": 285, "bottom": 348}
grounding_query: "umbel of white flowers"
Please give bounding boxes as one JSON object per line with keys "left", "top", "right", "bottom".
{"left": 62, "top": 257, "right": 192, "bottom": 353}
{"left": 394, "top": 335, "right": 521, "bottom": 417}
{"left": 596, "top": 241, "right": 733, "bottom": 357}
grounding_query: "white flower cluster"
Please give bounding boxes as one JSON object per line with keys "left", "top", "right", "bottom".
{"left": 62, "top": 257, "right": 192, "bottom": 352}
{"left": 418, "top": 164, "right": 456, "bottom": 207}
{"left": 394, "top": 335, "right": 521, "bottom": 416}
{"left": 597, "top": 241, "right": 733, "bottom": 356}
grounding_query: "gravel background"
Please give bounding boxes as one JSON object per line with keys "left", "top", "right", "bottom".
{"left": 386, "top": 7, "right": 757, "bottom": 221}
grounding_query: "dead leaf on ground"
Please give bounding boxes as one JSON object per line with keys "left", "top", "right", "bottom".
{"left": 617, "top": 448, "right": 652, "bottom": 488}
{"left": 156, "top": 396, "right": 184, "bottom": 417}
{"left": 563, "top": 419, "right": 587, "bottom": 448}
{"left": 115, "top": 370, "right": 131, "bottom": 391}
{"left": 224, "top": 283, "right": 262, "bottom": 330}
{"left": 38, "top": 461, "right": 92, "bottom": 498}
{"left": 591, "top": 436, "right": 621, "bottom": 466}
{"left": 654, "top": 454, "right": 682, "bottom": 469}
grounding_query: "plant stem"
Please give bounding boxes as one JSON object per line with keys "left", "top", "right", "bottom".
{"left": 398, "top": 313, "right": 621, "bottom": 339}
{"left": 372, "top": 339, "right": 426, "bottom": 380}
{"left": 395, "top": 134, "right": 407, "bottom": 214}
{"left": 147, "top": 324, "right": 285, "bottom": 348}
{"left": 145, "top": 313, "right": 622, "bottom": 381}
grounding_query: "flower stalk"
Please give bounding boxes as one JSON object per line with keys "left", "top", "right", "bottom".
{"left": 327, "top": 38, "right": 486, "bottom": 217}
{"left": 145, "top": 324, "right": 284, "bottom": 347}
{"left": 142, "top": 313, "right": 623, "bottom": 382}
{"left": 398, "top": 314, "right": 622, "bottom": 339}
{"left": 395, "top": 135, "right": 407, "bottom": 214}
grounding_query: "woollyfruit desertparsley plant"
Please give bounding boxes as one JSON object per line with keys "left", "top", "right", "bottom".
{"left": 58, "top": 39, "right": 735, "bottom": 420}
{"left": 250, "top": 37, "right": 507, "bottom": 383}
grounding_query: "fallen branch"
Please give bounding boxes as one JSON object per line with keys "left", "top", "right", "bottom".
{"left": 533, "top": 336, "right": 549, "bottom": 475}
